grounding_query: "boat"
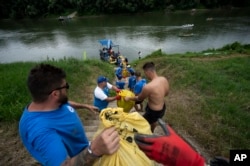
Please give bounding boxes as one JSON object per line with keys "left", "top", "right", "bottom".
{"left": 206, "top": 17, "right": 213, "bottom": 21}
{"left": 178, "top": 33, "right": 194, "bottom": 37}
{"left": 98, "top": 39, "right": 125, "bottom": 65}
{"left": 181, "top": 24, "right": 194, "bottom": 28}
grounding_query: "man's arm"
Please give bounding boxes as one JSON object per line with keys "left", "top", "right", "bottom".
{"left": 69, "top": 101, "right": 99, "bottom": 113}
{"left": 61, "top": 148, "right": 100, "bottom": 166}
{"left": 105, "top": 96, "right": 121, "bottom": 102}
{"left": 62, "top": 127, "right": 120, "bottom": 166}
{"left": 111, "top": 84, "right": 121, "bottom": 92}
{"left": 125, "top": 85, "right": 149, "bottom": 102}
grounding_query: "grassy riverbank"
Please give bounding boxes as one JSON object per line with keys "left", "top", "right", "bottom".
{"left": 0, "top": 42, "right": 249, "bottom": 164}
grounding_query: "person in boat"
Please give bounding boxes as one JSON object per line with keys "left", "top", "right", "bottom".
{"left": 100, "top": 47, "right": 109, "bottom": 61}
{"left": 110, "top": 50, "right": 116, "bottom": 62}
{"left": 108, "top": 46, "right": 113, "bottom": 55}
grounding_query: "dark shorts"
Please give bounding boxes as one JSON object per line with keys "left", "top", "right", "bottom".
{"left": 135, "top": 100, "right": 143, "bottom": 104}
{"left": 143, "top": 104, "right": 166, "bottom": 124}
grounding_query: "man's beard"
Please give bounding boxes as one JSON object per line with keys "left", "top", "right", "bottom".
{"left": 58, "top": 93, "right": 68, "bottom": 104}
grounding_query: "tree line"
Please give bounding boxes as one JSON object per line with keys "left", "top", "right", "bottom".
{"left": 0, "top": 0, "right": 249, "bottom": 19}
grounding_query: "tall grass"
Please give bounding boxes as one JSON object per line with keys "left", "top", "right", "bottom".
{"left": 0, "top": 58, "right": 115, "bottom": 121}
{"left": 131, "top": 44, "right": 250, "bottom": 157}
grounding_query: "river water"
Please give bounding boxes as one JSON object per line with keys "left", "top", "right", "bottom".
{"left": 0, "top": 8, "right": 250, "bottom": 63}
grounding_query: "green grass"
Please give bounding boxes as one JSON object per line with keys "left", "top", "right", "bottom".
{"left": 0, "top": 42, "right": 249, "bottom": 158}
{"left": 131, "top": 43, "right": 250, "bottom": 157}
{"left": 0, "top": 58, "right": 116, "bottom": 121}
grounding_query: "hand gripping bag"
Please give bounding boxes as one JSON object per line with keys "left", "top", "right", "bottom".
{"left": 117, "top": 89, "right": 135, "bottom": 113}
{"left": 93, "top": 107, "right": 156, "bottom": 166}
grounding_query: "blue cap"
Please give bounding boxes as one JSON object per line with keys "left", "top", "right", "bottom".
{"left": 97, "top": 76, "right": 108, "bottom": 83}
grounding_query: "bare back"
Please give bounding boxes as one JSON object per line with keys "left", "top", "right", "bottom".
{"left": 139, "top": 76, "right": 169, "bottom": 111}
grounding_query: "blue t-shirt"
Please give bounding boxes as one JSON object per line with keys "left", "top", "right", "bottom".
{"left": 128, "top": 75, "right": 136, "bottom": 90}
{"left": 115, "top": 67, "right": 122, "bottom": 79}
{"left": 127, "top": 67, "right": 135, "bottom": 75}
{"left": 19, "top": 103, "right": 89, "bottom": 166}
{"left": 134, "top": 79, "right": 146, "bottom": 95}
{"left": 116, "top": 80, "right": 126, "bottom": 89}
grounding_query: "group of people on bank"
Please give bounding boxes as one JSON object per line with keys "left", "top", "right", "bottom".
{"left": 94, "top": 65, "right": 147, "bottom": 113}
{"left": 18, "top": 62, "right": 229, "bottom": 166}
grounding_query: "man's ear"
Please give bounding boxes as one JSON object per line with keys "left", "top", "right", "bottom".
{"left": 50, "top": 90, "right": 59, "bottom": 98}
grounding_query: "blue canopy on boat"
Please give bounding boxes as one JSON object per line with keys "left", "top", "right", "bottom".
{"left": 99, "top": 39, "right": 119, "bottom": 48}
{"left": 99, "top": 39, "right": 113, "bottom": 48}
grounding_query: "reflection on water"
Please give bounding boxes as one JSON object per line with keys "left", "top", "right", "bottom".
{"left": 0, "top": 9, "right": 250, "bottom": 63}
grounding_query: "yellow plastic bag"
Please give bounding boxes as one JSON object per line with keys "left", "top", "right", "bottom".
{"left": 117, "top": 89, "right": 135, "bottom": 113}
{"left": 122, "top": 68, "right": 130, "bottom": 78}
{"left": 93, "top": 107, "right": 155, "bottom": 166}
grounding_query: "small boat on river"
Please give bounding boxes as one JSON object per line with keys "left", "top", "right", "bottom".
{"left": 181, "top": 24, "right": 194, "bottom": 28}
{"left": 178, "top": 33, "right": 194, "bottom": 37}
{"left": 99, "top": 39, "right": 125, "bottom": 65}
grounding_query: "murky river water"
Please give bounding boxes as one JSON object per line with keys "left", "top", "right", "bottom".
{"left": 0, "top": 9, "right": 250, "bottom": 63}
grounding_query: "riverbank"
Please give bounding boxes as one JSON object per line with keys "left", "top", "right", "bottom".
{"left": 0, "top": 44, "right": 249, "bottom": 165}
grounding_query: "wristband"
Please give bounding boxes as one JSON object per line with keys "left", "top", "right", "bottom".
{"left": 87, "top": 141, "right": 102, "bottom": 158}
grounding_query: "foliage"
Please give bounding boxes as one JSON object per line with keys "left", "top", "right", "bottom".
{"left": 0, "top": 0, "right": 249, "bottom": 19}
{"left": 217, "top": 42, "right": 250, "bottom": 53}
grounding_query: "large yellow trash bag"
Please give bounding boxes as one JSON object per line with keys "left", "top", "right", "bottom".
{"left": 117, "top": 89, "right": 135, "bottom": 113}
{"left": 93, "top": 107, "right": 155, "bottom": 166}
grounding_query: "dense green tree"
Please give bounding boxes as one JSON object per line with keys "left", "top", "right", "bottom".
{"left": 0, "top": 0, "right": 249, "bottom": 19}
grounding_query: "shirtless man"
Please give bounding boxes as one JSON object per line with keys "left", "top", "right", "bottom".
{"left": 125, "top": 62, "right": 169, "bottom": 132}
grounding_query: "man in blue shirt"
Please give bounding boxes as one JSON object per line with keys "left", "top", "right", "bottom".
{"left": 19, "top": 64, "right": 120, "bottom": 166}
{"left": 116, "top": 77, "right": 126, "bottom": 89}
{"left": 128, "top": 71, "right": 136, "bottom": 91}
{"left": 115, "top": 65, "right": 123, "bottom": 80}
{"left": 133, "top": 71, "right": 146, "bottom": 112}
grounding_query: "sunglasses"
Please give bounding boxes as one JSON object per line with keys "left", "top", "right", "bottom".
{"left": 48, "top": 82, "right": 69, "bottom": 94}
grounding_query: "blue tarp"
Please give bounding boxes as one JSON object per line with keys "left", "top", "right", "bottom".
{"left": 99, "top": 39, "right": 119, "bottom": 48}
{"left": 99, "top": 39, "right": 113, "bottom": 48}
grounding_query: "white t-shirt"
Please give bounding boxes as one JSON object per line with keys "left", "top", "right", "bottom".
{"left": 94, "top": 82, "right": 113, "bottom": 100}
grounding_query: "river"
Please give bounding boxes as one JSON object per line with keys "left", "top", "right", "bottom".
{"left": 0, "top": 8, "right": 250, "bottom": 63}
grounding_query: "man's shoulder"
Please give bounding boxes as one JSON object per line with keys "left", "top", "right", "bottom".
{"left": 94, "top": 86, "right": 103, "bottom": 93}
{"left": 159, "top": 76, "right": 168, "bottom": 81}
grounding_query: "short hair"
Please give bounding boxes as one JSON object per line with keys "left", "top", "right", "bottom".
{"left": 143, "top": 62, "right": 155, "bottom": 71}
{"left": 27, "top": 64, "right": 66, "bottom": 102}
{"left": 135, "top": 71, "right": 141, "bottom": 77}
